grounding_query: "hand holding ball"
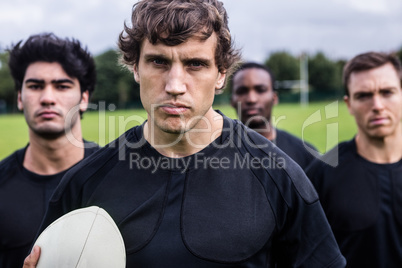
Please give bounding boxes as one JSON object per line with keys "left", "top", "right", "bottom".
{"left": 33, "top": 206, "right": 126, "bottom": 268}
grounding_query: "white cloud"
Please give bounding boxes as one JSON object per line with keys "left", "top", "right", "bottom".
{"left": 221, "top": 0, "right": 402, "bottom": 60}
{"left": 333, "top": 0, "right": 402, "bottom": 14}
{"left": 0, "top": 0, "right": 401, "bottom": 61}
{"left": 0, "top": 4, "right": 43, "bottom": 25}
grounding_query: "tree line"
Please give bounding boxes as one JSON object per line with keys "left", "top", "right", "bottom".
{"left": 1, "top": 47, "right": 401, "bottom": 113}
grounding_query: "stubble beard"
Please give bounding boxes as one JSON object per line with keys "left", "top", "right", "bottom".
{"left": 29, "top": 113, "right": 79, "bottom": 141}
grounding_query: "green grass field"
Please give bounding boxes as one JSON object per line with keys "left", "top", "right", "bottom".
{"left": 0, "top": 101, "right": 357, "bottom": 161}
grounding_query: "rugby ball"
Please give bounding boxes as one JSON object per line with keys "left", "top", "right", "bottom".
{"left": 33, "top": 206, "right": 125, "bottom": 268}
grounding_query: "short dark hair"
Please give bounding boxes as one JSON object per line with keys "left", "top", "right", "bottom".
{"left": 230, "top": 62, "right": 276, "bottom": 94}
{"left": 8, "top": 33, "right": 96, "bottom": 98}
{"left": 343, "top": 51, "right": 402, "bottom": 96}
{"left": 118, "top": 0, "right": 241, "bottom": 88}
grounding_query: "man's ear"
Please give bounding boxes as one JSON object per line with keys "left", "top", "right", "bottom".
{"left": 273, "top": 91, "right": 279, "bottom": 105}
{"left": 133, "top": 65, "right": 140, "bottom": 83}
{"left": 344, "top": 95, "right": 353, "bottom": 115}
{"left": 216, "top": 72, "right": 226, "bottom": 90}
{"left": 79, "top": 90, "right": 89, "bottom": 113}
{"left": 17, "top": 91, "right": 23, "bottom": 111}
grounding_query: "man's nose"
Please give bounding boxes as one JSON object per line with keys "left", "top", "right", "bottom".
{"left": 40, "top": 86, "right": 56, "bottom": 106}
{"left": 245, "top": 90, "right": 258, "bottom": 103}
{"left": 372, "top": 94, "right": 385, "bottom": 112}
{"left": 165, "top": 65, "right": 187, "bottom": 95}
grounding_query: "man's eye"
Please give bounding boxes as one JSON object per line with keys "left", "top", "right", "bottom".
{"left": 28, "top": 84, "right": 42, "bottom": 90}
{"left": 256, "top": 87, "right": 268, "bottom": 93}
{"left": 152, "top": 58, "right": 167, "bottom": 65}
{"left": 381, "top": 90, "right": 393, "bottom": 97}
{"left": 355, "top": 93, "right": 371, "bottom": 100}
{"left": 235, "top": 87, "right": 248, "bottom": 95}
{"left": 56, "top": 85, "right": 71, "bottom": 90}
{"left": 190, "top": 61, "right": 202, "bottom": 67}
{"left": 189, "top": 61, "right": 206, "bottom": 68}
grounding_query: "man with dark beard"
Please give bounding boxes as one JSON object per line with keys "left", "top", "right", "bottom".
{"left": 231, "top": 62, "right": 316, "bottom": 170}
{"left": 0, "top": 33, "right": 98, "bottom": 268}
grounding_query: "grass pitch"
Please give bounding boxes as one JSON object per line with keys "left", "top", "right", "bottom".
{"left": 0, "top": 101, "right": 356, "bottom": 161}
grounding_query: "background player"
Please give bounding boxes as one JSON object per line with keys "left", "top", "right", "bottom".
{"left": 306, "top": 51, "right": 402, "bottom": 267}
{"left": 231, "top": 62, "right": 317, "bottom": 170}
{"left": 0, "top": 33, "right": 98, "bottom": 268}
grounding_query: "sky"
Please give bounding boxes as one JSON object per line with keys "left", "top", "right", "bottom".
{"left": 1, "top": 0, "right": 402, "bottom": 62}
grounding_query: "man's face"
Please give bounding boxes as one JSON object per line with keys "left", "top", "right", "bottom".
{"left": 134, "top": 33, "right": 225, "bottom": 135}
{"left": 231, "top": 68, "right": 278, "bottom": 128}
{"left": 344, "top": 62, "right": 402, "bottom": 140}
{"left": 18, "top": 62, "right": 89, "bottom": 139}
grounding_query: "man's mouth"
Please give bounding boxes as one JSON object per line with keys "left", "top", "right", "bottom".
{"left": 369, "top": 116, "right": 389, "bottom": 126}
{"left": 160, "top": 103, "right": 190, "bottom": 115}
{"left": 37, "top": 109, "right": 59, "bottom": 119}
{"left": 243, "top": 108, "right": 260, "bottom": 116}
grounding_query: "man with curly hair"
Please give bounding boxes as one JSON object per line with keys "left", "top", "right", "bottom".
{"left": 24, "top": 1, "right": 345, "bottom": 267}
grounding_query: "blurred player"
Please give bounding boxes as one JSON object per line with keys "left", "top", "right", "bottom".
{"left": 0, "top": 33, "right": 98, "bottom": 268}
{"left": 306, "top": 51, "right": 402, "bottom": 267}
{"left": 231, "top": 62, "right": 317, "bottom": 170}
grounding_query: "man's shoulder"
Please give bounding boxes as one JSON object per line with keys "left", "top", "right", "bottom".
{"left": 230, "top": 121, "right": 318, "bottom": 205}
{"left": 0, "top": 148, "right": 24, "bottom": 172}
{"left": 51, "top": 126, "right": 141, "bottom": 198}
{"left": 276, "top": 128, "right": 299, "bottom": 140}
{"left": 305, "top": 138, "right": 358, "bottom": 188}
{"left": 308, "top": 139, "right": 356, "bottom": 169}
{"left": 83, "top": 140, "right": 101, "bottom": 157}
{"left": 0, "top": 148, "right": 25, "bottom": 186}
{"left": 276, "top": 128, "right": 316, "bottom": 149}
{"left": 229, "top": 119, "right": 308, "bottom": 171}
{"left": 274, "top": 128, "right": 318, "bottom": 169}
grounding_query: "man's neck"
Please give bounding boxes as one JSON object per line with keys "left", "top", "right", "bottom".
{"left": 355, "top": 128, "right": 402, "bottom": 164}
{"left": 144, "top": 110, "right": 223, "bottom": 158}
{"left": 24, "top": 129, "right": 85, "bottom": 175}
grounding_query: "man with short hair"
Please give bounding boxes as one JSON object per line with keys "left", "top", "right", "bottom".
{"left": 24, "top": 1, "right": 345, "bottom": 267}
{"left": 231, "top": 62, "right": 317, "bottom": 170}
{"left": 306, "top": 51, "right": 402, "bottom": 267}
{"left": 0, "top": 33, "right": 98, "bottom": 268}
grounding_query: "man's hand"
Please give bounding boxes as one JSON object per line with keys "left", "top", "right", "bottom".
{"left": 23, "top": 245, "right": 40, "bottom": 268}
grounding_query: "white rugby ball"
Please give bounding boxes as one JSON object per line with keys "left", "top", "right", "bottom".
{"left": 33, "top": 206, "right": 125, "bottom": 268}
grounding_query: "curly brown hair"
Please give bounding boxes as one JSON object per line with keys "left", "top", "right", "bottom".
{"left": 118, "top": 0, "right": 241, "bottom": 87}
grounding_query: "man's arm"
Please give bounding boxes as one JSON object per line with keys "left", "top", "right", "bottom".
{"left": 22, "top": 246, "right": 40, "bottom": 268}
